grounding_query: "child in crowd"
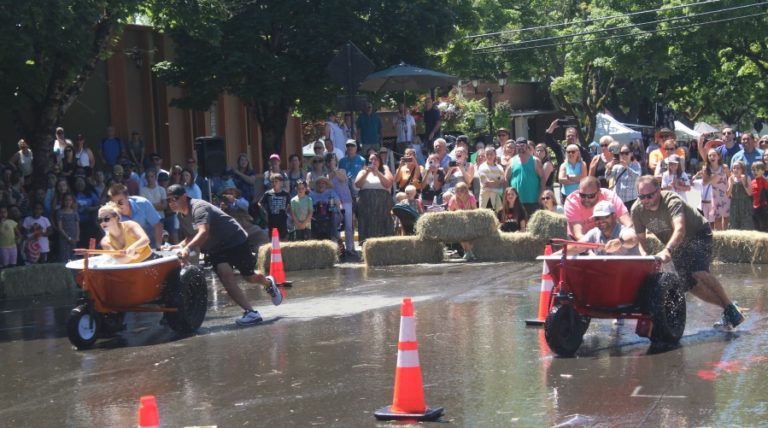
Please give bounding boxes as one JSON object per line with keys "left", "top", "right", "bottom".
{"left": 660, "top": 155, "right": 691, "bottom": 202}
{"left": 499, "top": 186, "right": 529, "bottom": 232}
{"left": 404, "top": 185, "right": 424, "bottom": 214}
{"left": 290, "top": 179, "right": 313, "bottom": 241}
{"left": 726, "top": 161, "right": 753, "bottom": 230}
{"left": 260, "top": 174, "right": 291, "bottom": 239}
{"left": 308, "top": 176, "right": 339, "bottom": 240}
{"left": 55, "top": 193, "right": 80, "bottom": 262}
{"left": 22, "top": 202, "right": 52, "bottom": 263}
{"left": 751, "top": 162, "right": 768, "bottom": 232}
{"left": 448, "top": 182, "right": 477, "bottom": 261}
{"left": 0, "top": 206, "right": 20, "bottom": 268}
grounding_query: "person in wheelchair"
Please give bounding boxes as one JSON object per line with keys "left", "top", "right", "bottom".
{"left": 309, "top": 176, "right": 340, "bottom": 240}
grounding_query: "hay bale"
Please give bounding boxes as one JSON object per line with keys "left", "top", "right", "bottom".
{"left": 473, "top": 232, "right": 548, "bottom": 262}
{"left": 415, "top": 209, "right": 498, "bottom": 242}
{"left": 363, "top": 236, "right": 444, "bottom": 266}
{"left": 257, "top": 240, "right": 338, "bottom": 273}
{"left": 0, "top": 263, "right": 79, "bottom": 298}
{"left": 713, "top": 230, "right": 768, "bottom": 264}
{"left": 527, "top": 209, "right": 567, "bottom": 240}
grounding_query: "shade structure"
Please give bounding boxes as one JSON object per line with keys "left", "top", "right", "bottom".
{"left": 694, "top": 122, "right": 719, "bottom": 134}
{"left": 594, "top": 113, "right": 642, "bottom": 145}
{"left": 358, "top": 63, "right": 457, "bottom": 93}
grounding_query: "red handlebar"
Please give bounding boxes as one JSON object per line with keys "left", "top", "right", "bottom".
{"left": 548, "top": 238, "right": 605, "bottom": 250}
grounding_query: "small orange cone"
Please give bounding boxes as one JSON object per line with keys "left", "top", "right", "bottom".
{"left": 374, "top": 298, "right": 443, "bottom": 421}
{"left": 137, "top": 395, "right": 159, "bottom": 427}
{"left": 525, "top": 244, "right": 554, "bottom": 326}
{"left": 269, "top": 228, "right": 292, "bottom": 289}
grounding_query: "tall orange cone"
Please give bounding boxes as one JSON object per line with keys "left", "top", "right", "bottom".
{"left": 374, "top": 298, "right": 443, "bottom": 422}
{"left": 137, "top": 395, "right": 159, "bottom": 428}
{"left": 525, "top": 244, "right": 554, "bottom": 326}
{"left": 269, "top": 228, "right": 292, "bottom": 288}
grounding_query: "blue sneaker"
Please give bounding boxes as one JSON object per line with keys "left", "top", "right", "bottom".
{"left": 235, "top": 310, "right": 263, "bottom": 327}
{"left": 714, "top": 303, "right": 745, "bottom": 330}
{"left": 265, "top": 275, "right": 283, "bottom": 306}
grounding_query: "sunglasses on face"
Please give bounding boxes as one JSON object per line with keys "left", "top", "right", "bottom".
{"left": 620, "top": 151, "right": 630, "bottom": 155}
{"left": 98, "top": 215, "right": 114, "bottom": 224}
{"left": 665, "top": 146, "right": 675, "bottom": 150}
{"left": 600, "top": 144, "right": 609, "bottom": 147}
{"left": 723, "top": 131, "right": 733, "bottom": 135}
{"left": 540, "top": 196, "right": 552, "bottom": 201}
{"left": 637, "top": 190, "right": 657, "bottom": 200}
{"left": 567, "top": 150, "right": 578, "bottom": 154}
{"left": 593, "top": 215, "right": 611, "bottom": 221}
{"left": 579, "top": 191, "right": 598, "bottom": 199}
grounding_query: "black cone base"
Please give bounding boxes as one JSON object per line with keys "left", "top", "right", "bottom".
{"left": 373, "top": 405, "right": 443, "bottom": 421}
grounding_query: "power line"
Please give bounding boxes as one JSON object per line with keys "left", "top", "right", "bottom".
{"left": 465, "top": 0, "right": 721, "bottom": 40}
{"left": 474, "top": 10, "right": 767, "bottom": 54}
{"left": 473, "top": 1, "right": 768, "bottom": 52}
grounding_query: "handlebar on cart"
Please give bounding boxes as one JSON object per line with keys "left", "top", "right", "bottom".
{"left": 547, "top": 238, "right": 605, "bottom": 251}
{"left": 74, "top": 248, "right": 125, "bottom": 255}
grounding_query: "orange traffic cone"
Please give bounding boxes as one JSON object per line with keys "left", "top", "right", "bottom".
{"left": 374, "top": 298, "right": 443, "bottom": 422}
{"left": 137, "top": 395, "right": 159, "bottom": 428}
{"left": 525, "top": 244, "right": 554, "bottom": 326}
{"left": 269, "top": 228, "right": 292, "bottom": 288}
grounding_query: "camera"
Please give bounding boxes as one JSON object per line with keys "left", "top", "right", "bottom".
{"left": 449, "top": 160, "right": 457, "bottom": 167}
{"left": 557, "top": 116, "right": 578, "bottom": 127}
{"left": 403, "top": 156, "right": 413, "bottom": 163}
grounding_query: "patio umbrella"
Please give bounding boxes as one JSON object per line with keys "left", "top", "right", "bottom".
{"left": 358, "top": 62, "right": 457, "bottom": 93}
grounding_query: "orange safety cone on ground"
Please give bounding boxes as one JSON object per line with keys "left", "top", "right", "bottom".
{"left": 269, "top": 228, "right": 292, "bottom": 289}
{"left": 374, "top": 298, "right": 443, "bottom": 422}
{"left": 137, "top": 395, "right": 159, "bottom": 428}
{"left": 525, "top": 244, "right": 554, "bottom": 326}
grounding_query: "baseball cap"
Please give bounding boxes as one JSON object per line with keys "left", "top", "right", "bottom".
{"left": 345, "top": 139, "right": 357, "bottom": 147}
{"left": 514, "top": 137, "right": 528, "bottom": 145}
{"left": 592, "top": 200, "right": 615, "bottom": 218}
{"left": 167, "top": 184, "right": 186, "bottom": 198}
{"left": 667, "top": 154, "right": 681, "bottom": 164}
{"left": 269, "top": 153, "right": 280, "bottom": 161}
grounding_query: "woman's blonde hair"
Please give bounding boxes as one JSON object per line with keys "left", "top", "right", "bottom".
{"left": 98, "top": 201, "right": 121, "bottom": 218}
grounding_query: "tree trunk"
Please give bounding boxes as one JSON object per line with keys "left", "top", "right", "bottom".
{"left": 251, "top": 99, "right": 290, "bottom": 166}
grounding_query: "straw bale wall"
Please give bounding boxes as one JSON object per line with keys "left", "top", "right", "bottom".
{"left": 257, "top": 240, "right": 338, "bottom": 274}
{"left": 415, "top": 209, "right": 498, "bottom": 242}
{"left": 0, "top": 264, "right": 78, "bottom": 299}
{"left": 362, "top": 236, "right": 444, "bottom": 266}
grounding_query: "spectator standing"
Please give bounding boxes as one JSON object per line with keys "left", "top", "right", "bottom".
{"left": 308, "top": 176, "right": 339, "bottom": 241}
{"left": 0, "top": 206, "right": 20, "bottom": 268}
{"left": 327, "top": 153, "right": 354, "bottom": 253}
{"left": 539, "top": 189, "right": 563, "bottom": 214}
{"left": 139, "top": 168, "right": 167, "bottom": 226}
{"left": 10, "top": 139, "right": 33, "bottom": 184}
{"left": 477, "top": 147, "right": 505, "bottom": 212}
{"left": 751, "top": 162, "right": 768, "bottom": 231}
{"left": 73, "top": 134, "right": 95, "bottom": 175}
{"left": 535, "top": 143, "right": 555, "bottom": 190}
{"left": 259, "top": 174, "right": 290, "bottom": 239}
{"left": 447, "top": 182, "right": 477, "bottom": 261}
{"left": 647, "top": 128, "right": 676, "bottom": 172}
{"left": 606, "top": 144, "right": 641, "bottom": 212}
{"left": 285, "top": 154, "right": 305, "bottom": 198}
{"left": 499, "top": 187, "right": 528, "bottom": 232}
{"left": 73, "top": 176, "right": 99, "bottom": 247}
{"left": 339, "top": 140, "right": 365, "bottom": 195}
{"left": 52, "top": 127, "right": 73, "bottom": 163}
{"left": 423, "top": 98, "right": 441, "bottom": 145}
{"left": 126, "top": 131, "right": 145, "bottom": 171}
{"left": 727, "top": 161, "right": 753, "bottom": 230}
{"left": 702, "top": 149, "right": 730, "bottom": 230}
{"left": 731, "top": 133, "right": 764, "bottom": 178}
{"left": 506, "top": 137, "right": 544, "bottom": 216}
{"left": 354, "top": 152, "right": 393, "bottom": 243}
{"left": 589, "top": 136, "right": 615, "bottom": 188}
{"left": 306, "top": 155, "right": 327, "bottom": 191}
{"left": 290, "top": 179, "right": 312, "bottom": 241}
{"left": 263, "top": 154, "right": 287, "bottom": 192}
{"left": 232, "top": 153, "right": 257, "bottom": 202}
{"left": 420, "top": 153, "right": 445, "bottom": 207}
{"left": 660, "top": 155, "right": 691, "bottom": 202}
{"left": 108, "top": 183, "right": 163, "bottom": 249}
{"left": 713, "top": 127, "right": 741, "bottom": 167}
{"left": 55, "top": 193, "right": 79, "bottom": 261}
{"left": 442, "top": 146, "right": 473, "bottom": 201}
{"left": 394, "top": 103, "right": 416, "bottom": 155}
{"left": 22, "top": 202, "right": 52, "bottom": 263}
{"left": 356, "top": 102, "right": 382, "bottom": 153}
{"left": 325, "top": 111, "right": 347, "bottom": 154}
{"left": 99, "top": 126, "right": 123, "bottom": 168}
{"left": 166, "top": 185, "right": 282, "bottom": 327}
{"left": 324, "top": 137, "right": 345, "bottom": 161}
{"left": 432, "top": 138, "right": 451, "bottom": 169}
{"left": 394, "top": 148, "right": 423, "bottom": 194}
{"left": 650, "top": 137, "right": 685, "bottom": 175}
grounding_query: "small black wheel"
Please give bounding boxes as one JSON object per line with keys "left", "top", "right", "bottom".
{"left": 67, "top": 305, "right": 99, "bottom": 350}
{"left": 163, "top": 266, "right": 208, "bottom": 334}
{"left": 647, "top": 272, "right": 686, "bottom": 344}
{"left": 544, "top": 304, "right": 588, "bottom": 357}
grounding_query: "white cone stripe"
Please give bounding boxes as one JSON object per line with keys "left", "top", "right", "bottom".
{"left": 396, "top": 350, "right": 420, "bottom": 368}
{"left": 541, "top": 278, "right": 554, "bottom": 292}
{"left": 271, "top": 254, "right": 282, "bottom": 263}
{"left": 398, "top": 316, "right": 416, "bottom": 342}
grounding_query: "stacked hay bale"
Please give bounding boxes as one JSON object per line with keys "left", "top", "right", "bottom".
{"left": 472, "top": 232, "right": 547, "bottom": 261}
{"left": 713, "top": 230, "right": 768, "bottom": 264}
{"left": 0, "top": 264, "right": 78, "bottom": 298}
{"left": 527, "top": 209, "right": 568, "bottom": 241}
{"left": 362, "top": 236, "right": 443, "bottom": 266}
{"left": 415, "top": 209, "right": 499, "bottom": 242}
{"left": 257, "top": 240, "right": 338, "bottom": 274}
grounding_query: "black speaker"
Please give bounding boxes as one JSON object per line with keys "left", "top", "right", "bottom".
{"left": 194, "top": 136, "right": 227, "bottom": 177}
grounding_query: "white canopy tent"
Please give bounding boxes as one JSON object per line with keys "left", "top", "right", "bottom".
{"left": 673, "top": 121, "right": 700, "bottom": 140}
{"left": 594, "top": 113, "right": 642, "bottom": 145}
{"left": 694, "top": 122, "right": 719, "bottom": 134}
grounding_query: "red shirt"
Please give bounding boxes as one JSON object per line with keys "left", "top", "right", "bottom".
{"left": 752, "top": 176, "right": 768, "bottom": 209}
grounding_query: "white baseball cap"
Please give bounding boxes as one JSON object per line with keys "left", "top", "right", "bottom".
{"left": 592, "top": 200, "right": 615, "bottom": 218}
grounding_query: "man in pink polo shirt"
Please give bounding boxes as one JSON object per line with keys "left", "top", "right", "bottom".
{"left": 564, "top": 176, "right": 631, "bottom": 239}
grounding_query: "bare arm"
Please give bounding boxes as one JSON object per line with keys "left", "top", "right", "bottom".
{"left": 655, "top": 216, "right": 686, "bottom": 262}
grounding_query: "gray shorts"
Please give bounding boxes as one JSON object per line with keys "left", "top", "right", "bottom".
{"left": 670, "top": 227, "right": 713, "bottom": 291}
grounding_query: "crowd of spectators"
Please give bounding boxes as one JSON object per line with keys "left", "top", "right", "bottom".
{"left": 2, "top": 111, "right": 767, "bottom": 269}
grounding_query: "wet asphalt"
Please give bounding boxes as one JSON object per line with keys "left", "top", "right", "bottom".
{"left": 0, "top": 260, "right": 766, "bottom": 427}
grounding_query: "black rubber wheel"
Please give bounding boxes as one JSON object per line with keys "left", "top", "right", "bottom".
{"left": 162, "top": 265, "right": 208, "bottom": 334}
{"left": 646, "top": 272, "right": 687, "bottom": 344}
{"left": 544, "top": 304, "right": 588, "bottom": 357}
{"left": 67, "top": 305, "right": 99, "bottom": 350}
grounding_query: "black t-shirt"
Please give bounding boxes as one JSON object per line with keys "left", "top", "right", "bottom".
{"left": 178, "top": 199, "right": 247, "bottom": 254}
{"left": 424, "top": 107, "right": 441, "bottom": 136}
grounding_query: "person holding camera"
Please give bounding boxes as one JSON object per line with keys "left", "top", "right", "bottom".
{"left": 589, "top": 136, "right": 617, "bottom": 188}
{"left": 394, "top": 148, "right": 424, "bottom": 194}
{"left": 441, "top": 146, "right": 473, "bottom": 202}
{"left": 354, "top": 152, "right": 393, "bottom": 243}
{"left": 421, "top": 153, "right": 445, "bottom": 207}
{"left": 545, "top": 118, "right": 579, "bottom": 166}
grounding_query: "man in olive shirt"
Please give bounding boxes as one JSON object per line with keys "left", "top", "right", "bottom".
{"left": 631, "top": 175, "right": 745, "bottom": 329}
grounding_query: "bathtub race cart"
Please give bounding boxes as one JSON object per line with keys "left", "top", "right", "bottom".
{"left": 540, "top": 239, "right": 687, "bottom": 357}
{"left": 64, "top": 249, "right": 207, "bottom": 349}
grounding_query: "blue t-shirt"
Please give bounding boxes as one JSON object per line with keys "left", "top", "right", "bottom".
{"left": 120, "top": 196, "right": 161, "bottom": 248}
{"left": 101, "top": 137, "right": 123, "bottom": 167}
{"left": 356, "top": 113, "right": 382, "bottom": 146}
{"left": 731, "top": 148, "right": 764, "bottom": 178}
{"left": 339, "top": 155, "right": 365, "bottom": 181}
{"left": 718, "top": 143, "right": 743, "bottom": 169}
